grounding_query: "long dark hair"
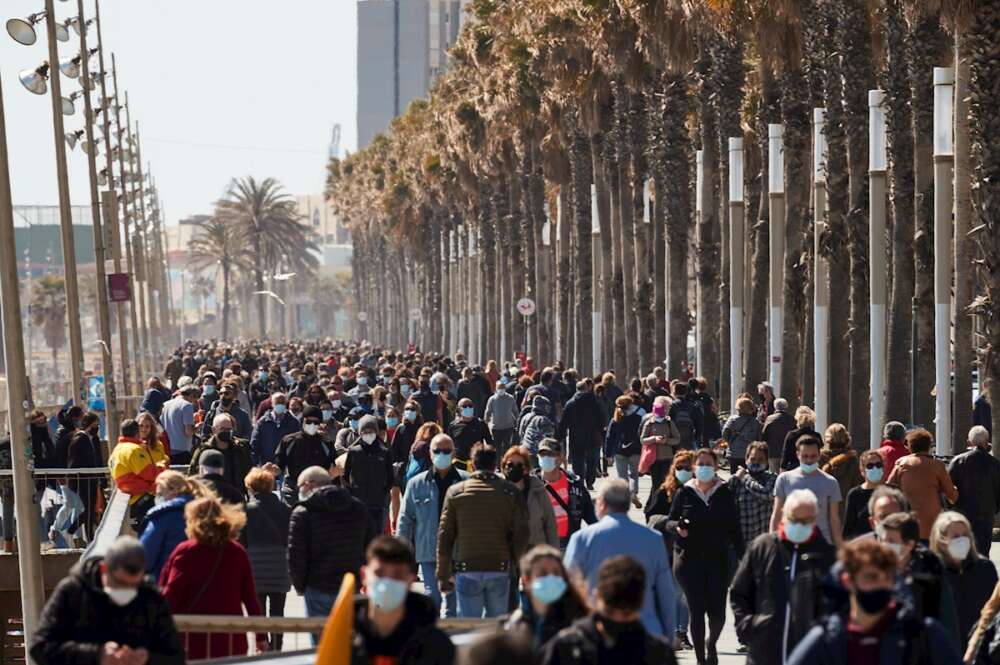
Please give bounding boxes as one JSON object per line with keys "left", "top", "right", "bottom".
{"left": 520, "top": 545, "right": 589, "bottom": 621}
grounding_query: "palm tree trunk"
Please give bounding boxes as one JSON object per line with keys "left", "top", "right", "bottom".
{"left": 746, "top": 63, "right": 779, "bottom": 394}
{"left": 221, "top": 261, "right": 231, "bottom": 340}
{"left": 661, "top": 71, "right": 692, "bottom": 378}
{"left": 780, "top": 64, "right": 811, "bottom": 409}
{"left": 592, "top": 132, "right": 615, "bottom": 373}
{"left": 571, "top": 119, "right": 594, "bottom": 374}
{"left": 840, "top": 0, "right": 873, "bottom": 447}
{"left": 696, "top": 42, "right": 722, "bottom": 395}
{"left": 558, "top": 181, "right": 573, "bottom": 364}
{"left": 605, "top": 128, "right": 627, "bottom": 378}
{"left": 883, "top": 0, "right": 916, "bottom": 423}
{"left": 534, "top": 163, "right": 552, "bottom": 365}
{"left": 518, "top": 145, "right": 538, "bottom": 358}
{"left": 954, "top": 30, "right": 974, "bottom": 453}
{"left": 909, "top": 13, "right": 948, "bottom": 428}
{"left": 614, "top": 82, "right": 638, "bottom": 379}
{"left": 629, "top": 82, "right": 653, "bottom": 376}
{"left": 966, "top": 0, "right": 1000, "bottom": 452}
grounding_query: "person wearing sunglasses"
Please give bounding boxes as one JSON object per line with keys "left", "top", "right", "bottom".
{"left": 842, "top": 450, "right": 887, "bottom": 540}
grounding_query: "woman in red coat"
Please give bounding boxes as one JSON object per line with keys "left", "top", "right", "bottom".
{"left": 159, "top": 496, "right": 266, "bottom": 660}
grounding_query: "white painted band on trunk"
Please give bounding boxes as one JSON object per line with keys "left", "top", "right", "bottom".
{"left": 730, "top": 307, "right": 743, "bottom": 405}
{"left": 814, "top": 305, "right": 829, "bottom": 432}
{"left": 870, "top": 303, "right": 887, "bottom": 449}
{"left": 592, "top": 311, "right": 601, "bottom": 376}
{"left": 770, "top": 305, "right": 783, "bottom": 397}
{"left": 935, "top": 302, "right": 951, "bottom": 455}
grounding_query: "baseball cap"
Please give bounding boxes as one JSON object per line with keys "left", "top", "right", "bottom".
{"left": 538, "top": 438, "right": 561, "bottom": 455}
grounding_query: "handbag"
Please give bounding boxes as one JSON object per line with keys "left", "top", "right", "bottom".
{"left": 638, "top": 442, "right": 658, "bottom": 475}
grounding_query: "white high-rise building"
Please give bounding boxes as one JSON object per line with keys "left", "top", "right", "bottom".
{"left": 356, "top": 0, "right": 469, "bottom": 149}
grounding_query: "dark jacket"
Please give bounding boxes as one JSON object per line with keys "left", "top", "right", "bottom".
{"left": 200, "top": 472, "right": 245, "bottom": 505}
{"left": 694, "top": 392, "right": 722, "bottom": 444}
{"left": 780, "top": 426, "right": 820, "bottom": 470}
{"left": 948, "top": 446, "right": 1000, "bottom": 524}
{"left": 665, "top": 481, "right": 744, "bottom": 569}
{"left": 139, "top": 495, "right": 193, "bottom": 581}
{"left": 731, "top": 531, "right": 836, "bottom": 665}
{"left": 841, "top": 485, "right": 875, "bottom": 540}
{"left": 504, "top": 595, "right": 589, "bottom": 653}
{"left": 31, "top": 557, "right": 184, "bottom": 665}
{"left": 437, "top": 471, "right": 530, "bottom": 577}
{"left": 351, "top": 592, "right": 455, "bottom": 665}
{"left": 447, "top": 417, "right": 494, "bottom": 462}
{"left": 667, "top": 398, "right": 703, "bottom": 450}
{"left": 762, "top": 411, "right": 797, "bottom": 461}
{"left": 457, "top": 378, "right": 488, "bottom": 418}
{"left": 274, "top": 431, "right": 335, "bottom": 503}
{"left": 974, "top": 394, "right": 992, "bottom": 437}
{"left": 604, "top": 412, "right": 644, "bottom": 458}
{"left": 139, "top": 387, "right": 172, "bottom": 420}
{"left": 32, "top": 424, "right": 57, "bottom": 469}
{"left": 189, "top": 437, "right": 253, "bottom": 499}
{"left": 786, "top": 606, "right": 961, "bottom": 665}
{"left": 556, "top": 391, "right": 604, "bottom": 453}
{"left": 288, "top": 484, "right": 376, "bottom": 594}
{"left": 343, "top": 440, "right": 395, "bottom": 509}
{"left": 249, "top": 410, "right": 301, "bottom": 465}
{"left": 200, "top": 400, "right": 253, "bottom": 441}
{"left": 542, "top": 616, "right": 677, "bottom": 665}
{"left": 413, "top": 388, "right": 441, "bottom": 425}
{"left": 67, "top": 431, "right": 103, "bottom": 494}
{"left": 54, "top": 424, "right": 75, "bottom": 468}
{"left": 943, "top": 555, "right": 998, "bottom": 648}
{"left": 535, "top": 469, "right": 597, "bottom": 548}
{"left": 244, "top": 491, "right": 292, "bottom": 594}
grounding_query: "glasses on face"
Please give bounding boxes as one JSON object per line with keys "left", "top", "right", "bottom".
{"left": 303, "top": 419, "right": 322, "bottom": 426}
{"left": 865, "top": 462, "right": 884, "bottom": 470}
{"left": 676, "top": 466, "right": 691, "bottom": 472}
{"left": 431, "top": 448, "right": 453, "bottom": 456}
{"left": 505, "top": 462, "right": 525, "bottom": 471}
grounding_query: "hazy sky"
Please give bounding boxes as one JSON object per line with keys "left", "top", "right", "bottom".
{"left": 2, "top": 0, "right": 358, "bottom": 224}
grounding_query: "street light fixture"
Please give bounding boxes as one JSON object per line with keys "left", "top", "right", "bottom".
{"left": 6, "top": 11, "right": 68, "bottom": 45}
{"left": 18, "top": 63, "right": 49, "bottom": 95}
{"left": 65, "top": 129, "right": 83, "bottom": 149}
{"left": 66, "top": 15, "right": 94, "bottom": 36}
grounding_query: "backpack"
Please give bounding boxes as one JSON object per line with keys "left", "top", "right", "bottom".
{"left": 673, "top": 402, "right": 695, "bottom": 450}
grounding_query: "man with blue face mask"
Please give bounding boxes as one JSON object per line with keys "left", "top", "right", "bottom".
{"left": 728, "top": 442, "right": 778, "bottom": 546}
{"left": 352, "top": 536, "right": 455, "bottom": 665}
{"left": 249, "top": 392, "right": 301, "bottom": 466}
{"left": 397, "top": 434, "right": 467, "bottom": 617}
{"left": 731, "top": 489, "right": 835, "bottom": 665}
{"left": 447, "top": 398, "right": 493, "bottom": 467}
{"left": 535, "top": 438, "right": 597, "bottom": 550}
{"left": 770, "top": 434, "right": 843, "bottom": 546}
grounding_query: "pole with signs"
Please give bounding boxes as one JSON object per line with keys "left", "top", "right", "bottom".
{"left": 933, "top": 67, "right": 954, "bottom": 456}
{"left": 517, "top": 298, "right": 535, "bottom": 359}
{"left": 869, "top": 90, "right": 888, "bottom": 449}
{"left": 768, "top": 124, "right": 785, "bottom": 397}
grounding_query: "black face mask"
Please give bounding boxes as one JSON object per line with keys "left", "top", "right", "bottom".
{"left": 216, "top": 430, "right": 233, "bottom": 444}
{"left": 505, "top": 464, "right": 526, "bottom": 483}
{"left": 855, "top": 588, "right": 892, "bottom": 614}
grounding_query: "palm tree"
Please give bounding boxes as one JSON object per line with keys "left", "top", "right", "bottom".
{"left": 216, "top": 176, "right": 317, "bottom": 337}
{"left": 186, "top": 216, "right": 248, "bottom": 339}
{"left": 30, "top": 274, "right": 67, "bottom": 374}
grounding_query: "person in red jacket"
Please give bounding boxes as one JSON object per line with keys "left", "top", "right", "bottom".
{"left": 878, "top": 421, "right": 909, "bottom": 473}
{"left": 160, "top": 497, "right": 266, "bottom": 660}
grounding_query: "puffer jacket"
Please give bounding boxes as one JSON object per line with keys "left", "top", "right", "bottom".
{"left": 722, "top": 414, "right": 764, "bottom": 461}
{"left": 109, "top": 436, "right": 169, "bottom": 505}
{"left": 273, "top": 431, "right": 335, "bottom": 503}
{"left": 437, "top": 471, "right": 530, "bottom": 577}
{"left": 139, "top": 495, "right": 192, "bottom": 581}
{"left": 731, "top": 530, "right": 836, "bottom": 665}
{"left": 343, "top": 439, "right": 395, "bottom": 509}
{"left": 638, "top": 414, "right": 682, "bottom": 462}
{"left": 943, "top": 554, "right": 998, "bottom": 649}
{"left": 31, "top": 556, "right": 184, "bottom": 665}
{"left": 288, "top": 484, "right": 377, "bottom": 594}
{"left": 519, "top": 396, "right": 555, "bottom": 455}
{"left": 244, "top": 491, "right": 292, "bottom": 594}
{"left": 522, "top": 475, "right": 559, "bottom": 548}
{"left": 249, "top": 410, "right": 301, "bottom": 465}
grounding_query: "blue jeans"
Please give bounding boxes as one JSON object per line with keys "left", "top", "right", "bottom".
{"left": 456, "top": 572, "right": 509, "bottom": 618}
{"left": 304, "top": 588, "right": 336, "bottom": 646}
{"left": 614, "top": 454, "right": 640, "bottom": 498}
{"left": 419, "top": 562, "right": 456, "bottom": 618}
{"left": 676, "top": 587, "right": 689, "bottom": 633}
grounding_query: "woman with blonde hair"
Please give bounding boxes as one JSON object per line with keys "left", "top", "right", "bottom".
{"left": 139, "top": 470, "right": 207, "bottom": 580}
{"left": 820, "top": 424, "right": 862, "bottom": 518}
{"left": 778, "top": 405, "right": 819, "bottom": 470}
{"left": 929, "top": 511, "right": 998, "bottom": 651}
{"left": 160, "top": 497, "right": 265, "bottom": 659}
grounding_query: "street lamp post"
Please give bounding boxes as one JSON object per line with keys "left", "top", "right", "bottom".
{"left": 813, "top": 108, "right": 830, "bottom": 432}
{"left": 869, "top": 91, "right": 888, "bottom": 449}
{"left": 695, "top": 149, "right": 704, "bottom": 375}
{"left": 933, "top": 67, "right": 954, "bottom": 456}
{"left": 75, "top": 0, "right": 119, "bottom": 446}
{"left": 728, "top": 138, "right": 744, "bottom": 408}
{"left": 44, "top": 0, "right": 86, "bottom": 404}
{"left": 0, "top": 74, "right": 47, "bottom": 659}
{"left": 131, "top": 128, "right": 158, "bottom": 370}
{"left": 768, "top": 123, "right": 785, "bottom": 397}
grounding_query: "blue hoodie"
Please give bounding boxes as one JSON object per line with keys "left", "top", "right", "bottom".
{"left": 140, "top": 495, "right": 192, "bottom": 581}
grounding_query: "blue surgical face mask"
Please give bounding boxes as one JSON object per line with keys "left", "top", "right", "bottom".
{"left": 746, "top": 463, "right": 766, "bottom": 474}
{"left": 799, "top": 462, "right": 819, "bottom": 474}
{"left": 357, "top": 376, "right": 368, "bottom": 386}
{"left": 430, "top": 381, "right": 439, "bottom": 393}
{"left": 322, "top": 409, "right": 334, "bottom": 421}
{"left": 539, "top": 456, "right": 558, "bottom": 473}
{"left": 432, "top": 452, "right": 453, "bottom": 470}
{"left": 368, "top": 576, "right": 409, "bottom": 611}
{"left": 531, "top": 575, "right": 568, "bottom": 606}
{"left": 865, "top": 466, "right": 884, "bottom": 483}
{"left": 350, "top": 420, "right": 359, "bottom": 432}
{"left": 404, "top": 409, "right": 417, "bottom": 422}
{"left": 461, "top": 406, "right": 475, "bottom": 418}
{"left": 695, "top": 465, "right": 716, "bottom": 483}
{"left": 675, "top": 469, "right": 693, "bottom": 484}
{"left": 273, "top": 403, "right": 287, "bottom": 416}
{"left": 401, "top": 385, "right": 411, "bottom": 397}
{"left": 203, "top": 384, "right": 216, "bottom": 395}
{"left": 386, "top": 417, "right": 400, "bottom": 428}
{"left": 784, "top": 521, "right": 814, "bottom": 544}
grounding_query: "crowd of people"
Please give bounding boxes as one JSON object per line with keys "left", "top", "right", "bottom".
{"left": 20, "top": 339, "right": 1000, "bottom": 665}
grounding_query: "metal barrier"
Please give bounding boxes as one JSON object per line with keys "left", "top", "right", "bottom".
{"left": 171, "top": 614, "right": 490, "bottom": 662}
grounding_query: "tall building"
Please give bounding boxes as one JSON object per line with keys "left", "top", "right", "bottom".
{"left": 356, "top": 0, "right": 469, "bottom": 148}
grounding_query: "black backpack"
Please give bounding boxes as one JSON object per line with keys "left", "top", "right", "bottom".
{"left": 673, "top": 402, "right": 695, "bottom": 450}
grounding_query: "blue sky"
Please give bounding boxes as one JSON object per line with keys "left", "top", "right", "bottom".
{"left": 2, "top": 0, "right": 358, "bottom": 223}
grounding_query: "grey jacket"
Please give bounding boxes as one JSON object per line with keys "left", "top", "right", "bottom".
{"left": 638, "top": 414, "right": 682, "bottom": 462}
{"left": 523, "top": 475, "right": 559, "bottom": 548}
{"left": 485, "top": 391, "right": 518, "bottom": 431}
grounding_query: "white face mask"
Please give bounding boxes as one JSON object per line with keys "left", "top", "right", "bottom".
{"left": 303, "top": 423, "right": 319, "bottom": 436}
{"left": 361, "top": 432, "right": 377, "bottom": 445}
{"left": 298, "top": 488, "right": 313, "bottom": 503}
{"left": 947, "top": 536, "right": 972, "bottom": 561}
{"left": 104, "top": 586, "right": 138, "bottom": 607}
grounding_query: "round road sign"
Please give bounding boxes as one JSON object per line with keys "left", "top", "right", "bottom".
{"left": 516, "top": 297, "right": 536, "bottom": 317}
{"left": 409, "top": 308, "right": 422, "bottom": 321}
{"left": 357, "top": 311, "right": 369, "bottom": 322}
